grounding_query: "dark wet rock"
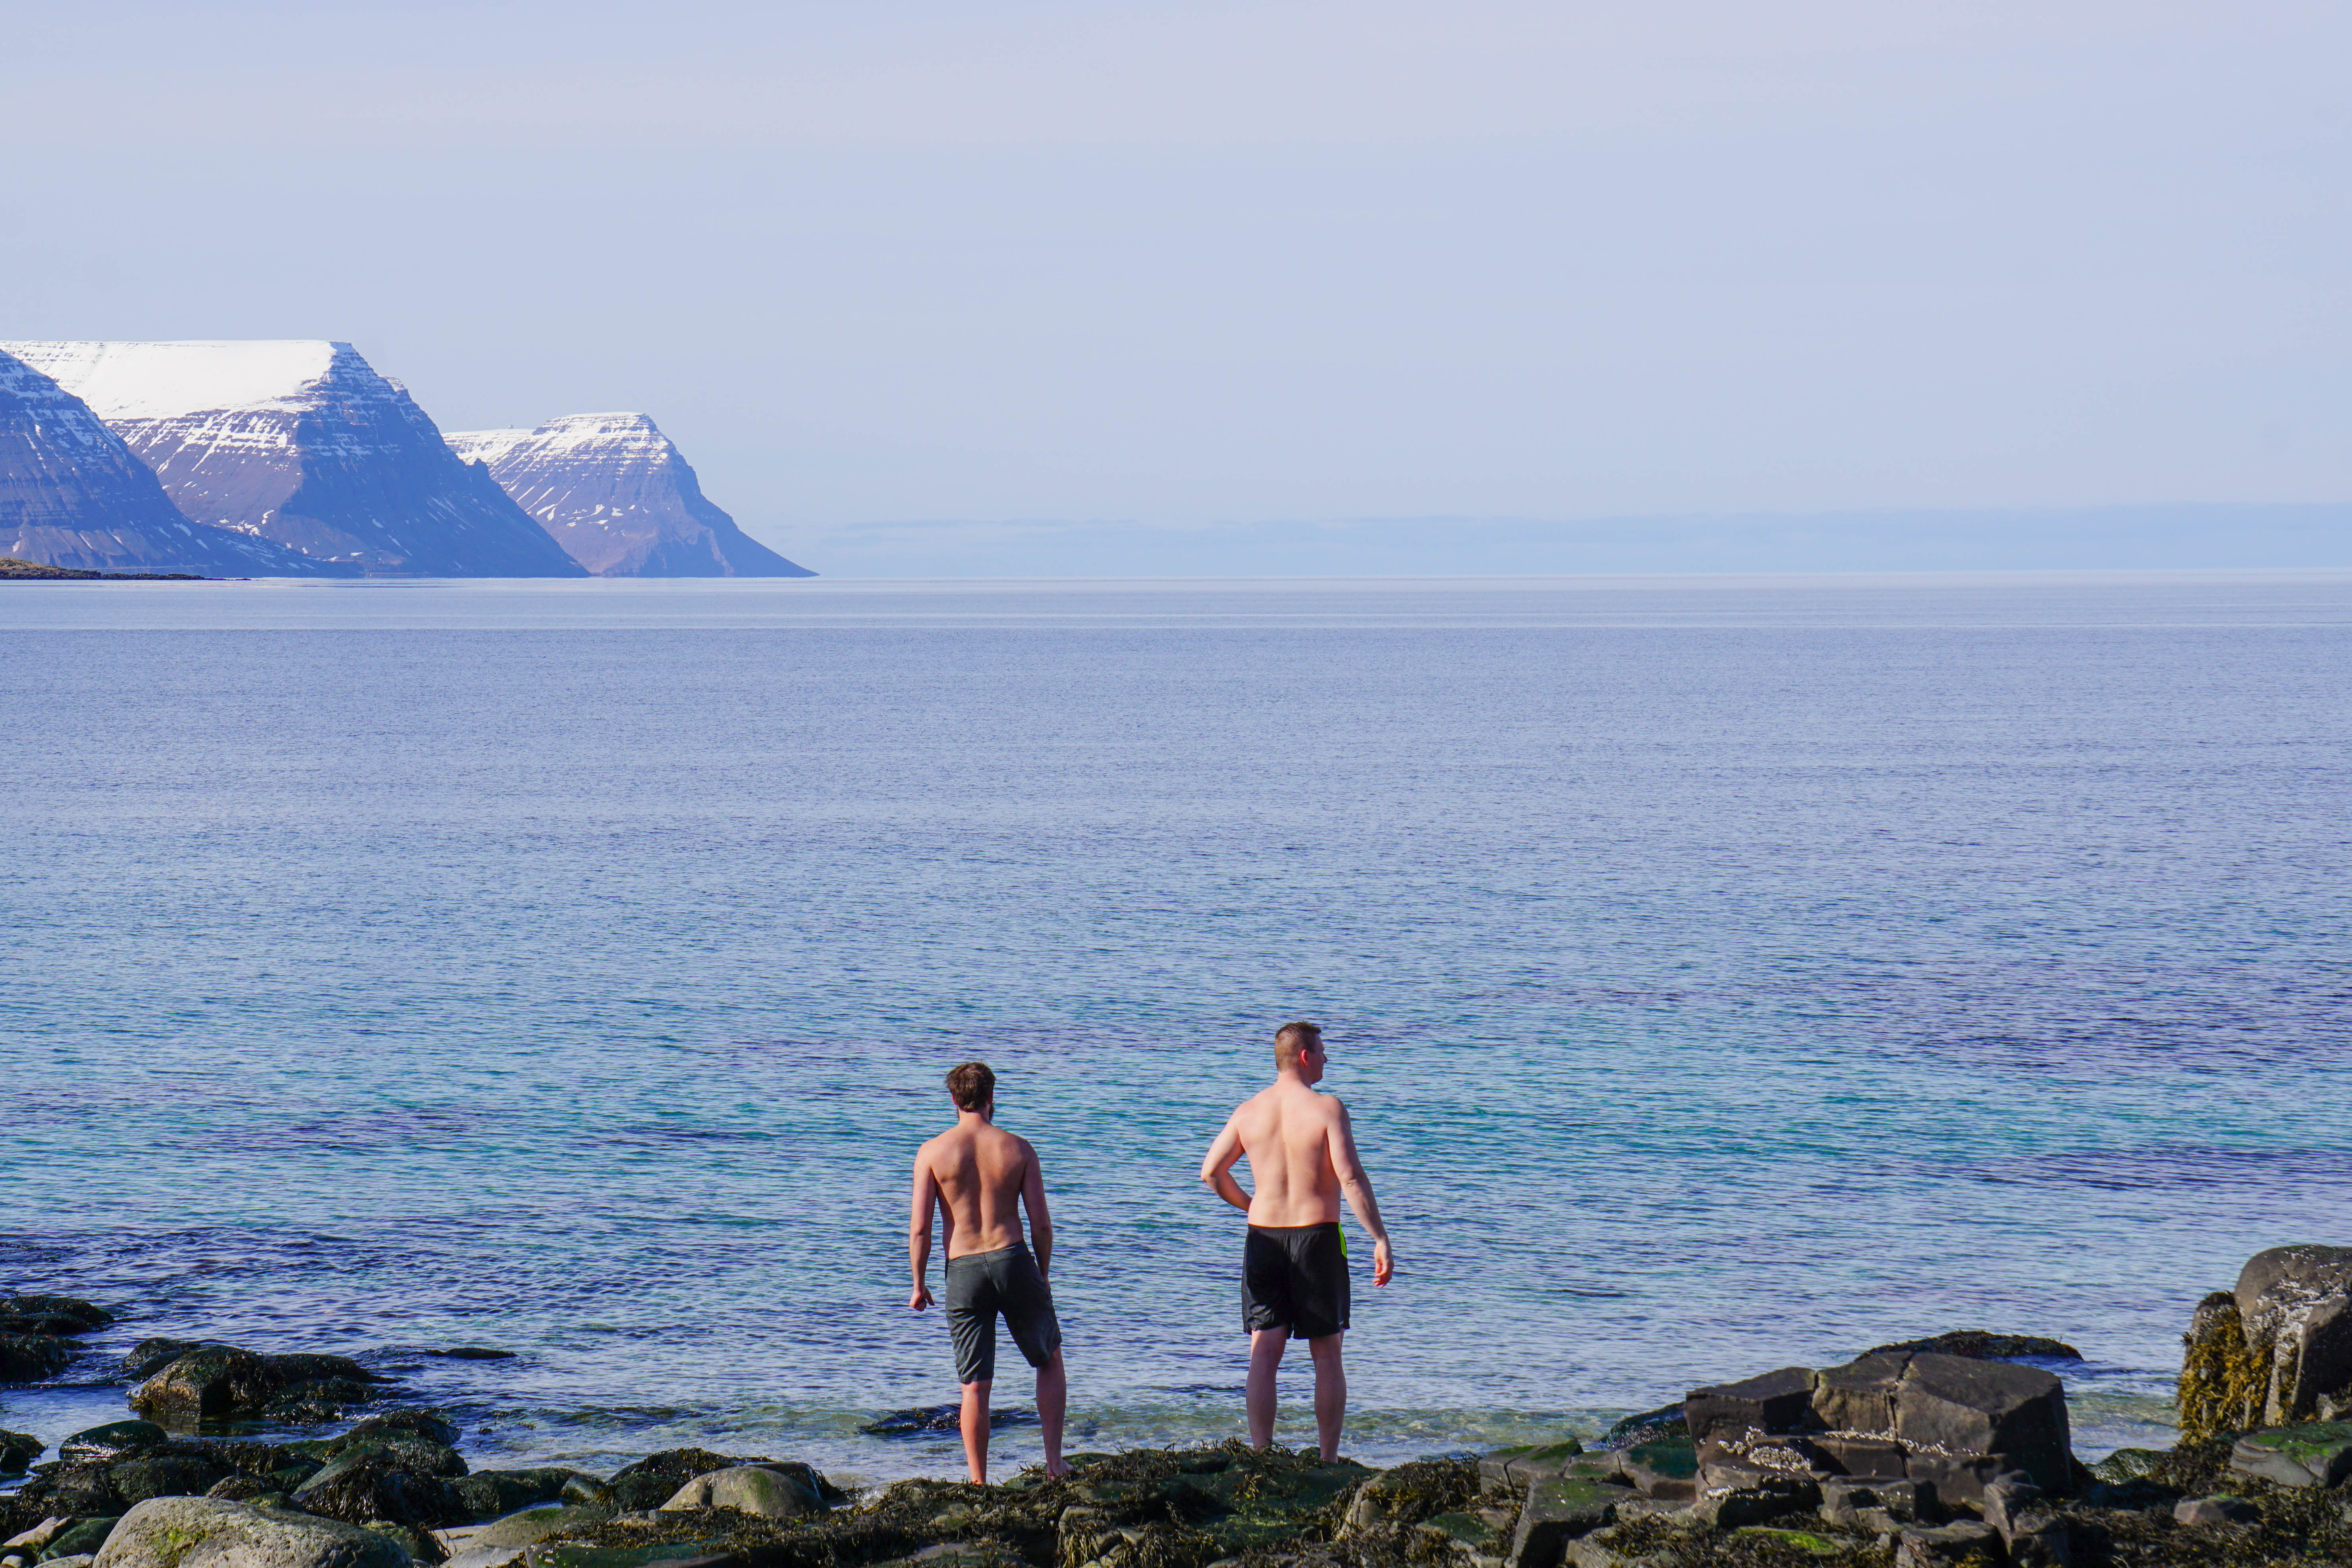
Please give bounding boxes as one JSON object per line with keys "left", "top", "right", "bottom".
{"left": 322, "top": 1435, "right": 467, "bottom": 1480}
{"left": 343, "top": 1411, "right": 462, "bottom": 1449}
{"left": 15, "top": 1460, "right": 126, "bottom": 1517}
{"left": 1893, "top": 1519, "right": 1999, "bottom": 1566}
{"left": 1903, "top": 1451, "right": 2004, "bottom": 1512}
{"left": 0, "top": 1298, "right": 113, "bottom": 1333}
{"left": 1866, "top": 1331, "right": 2083, "bottom": 1362}
{"left": 268, "top": 1356, "right": 377, "bottom": 1388}
{"left": 1811, "top": 1434, "right": 1904, "bottom": 1479}
{"left": 120, "top": 1342, "right": 217, "bottom": 1383}
{"left": 128, "top": 1348, "right": 280, "bottom": 1423}
{"left": 859, "top": 1406, "right": 1038, "bottom": 1439}
{"left": 606, "top": 1452, "right": 760, "bottom": 1514}
{"left": 1810, "top": 1352, "right": 1910, "bottom": 1435}
{"left": 107, "top": 1455, "right": 230, "bottom": 1506}
{"left": 450, "top": 1471, "right": 585, "bottom": 1521}
{"left": 205, "top": 1476, "right": 292, "bottom": 1506}
{"left": 60, "top": 1425, "right": 168, "bottom": 1465}
{"left": 1818, "top": 1475, "right": 1926, "bottom": 1532}
{"left": 1683, "top": 1367, "right": 1820, "bottom": 1444}
{"left": 37, "top": 1556, "right": 95, "bottom": 1568}
{"left": 1594, "top": 1403, "right": 1684, "bottom": 1451}
{"left": 1892, "top": 1354, "right": 2070, "bottom": 1495}
{"left": 0, "top": 1316, "right": 95, "bottom": 1339}
{"left": 293, "top": 1453, "right": 467, "bottom": 1530}
{"left": 0, "top": 1431, "right": 42, "bottom": 1474}
{"left": 128, "top": 1348, "right": 386, "bottom": 1428}
{"left": 0, "top": 1335, "right": 75, "bottom": 1383}
{"left": 356, "top": 1521, "right": 447, "bottom": 1565}
{"left": 37, "top": 1520, "right": 119, "bottom": 1564}
{"left": 93, "top": 1496, "right": 407, "bottom": 1568}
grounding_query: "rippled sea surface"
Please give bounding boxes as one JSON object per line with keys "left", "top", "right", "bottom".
{"left": 4, "top": 573, "right": 2350, "bottom": 1483}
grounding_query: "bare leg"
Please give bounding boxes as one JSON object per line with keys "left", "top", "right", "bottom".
{"left": 1307, "top": 1333, "right": 1346, "bottom": 1461}
{"left": 1036, "top": 1346, "right": 1069, "bottom": 1477}
{"left": 1246, "top": 1327, "right": 1290, "bottom": 1448}
{"left": 959, "top": 1378, "right": 992, "bottom": 1483}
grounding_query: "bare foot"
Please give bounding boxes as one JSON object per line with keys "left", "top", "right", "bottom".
{"left": 1044, "top": 1458, "right": 1073, "bottom": 1479}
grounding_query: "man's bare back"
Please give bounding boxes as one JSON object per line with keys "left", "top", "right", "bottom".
{"left": 1215, "top": 1078, "right": 1360, "bottom": 1229}
{"left": 914, "top": 1118, "right": 1046, "bottom": 1263}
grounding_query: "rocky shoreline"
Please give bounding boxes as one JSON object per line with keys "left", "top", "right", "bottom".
{"left": 6, "top": 1248, "right": 2352, "bottom": 1568}
{"left": 0, "top": 557, "right": 214, "bottom": 581}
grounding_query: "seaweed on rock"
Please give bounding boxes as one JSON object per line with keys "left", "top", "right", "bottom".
{"left": 575, "top": 1443, "right": 1468, "bottom": 1568}
{"left": 2179, "top": 1292, "right": 2267, "bottom": 1442}
{"left": 1582, "top": 1514, "right": 1895, "bottom": 1567}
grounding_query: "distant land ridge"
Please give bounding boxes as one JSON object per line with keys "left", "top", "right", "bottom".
{"left": 446, "top": 413, "right": 812, "bottom": 577}
{"left": 0, "top": 340, "right": 587, "bottom": 577}
{"left": 0, "top": 347, "right": 351, "bottom": 577}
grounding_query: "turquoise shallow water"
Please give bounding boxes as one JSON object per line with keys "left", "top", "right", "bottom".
{"left": 3, "top": 573, "right": 2350, "bottom": 1482}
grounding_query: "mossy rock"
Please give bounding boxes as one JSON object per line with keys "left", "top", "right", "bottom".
{"left": 2090, "top": 1447, "right": 2170, "bottom": 1483}
{"left": 1417, "top": 1510, "right": 1507, "bottom": 1550}
{"left": 1729, "top": 1527, "right": 1842, "bottom": 1556}
{"left": 35, "top": 1518, "right": 121, "bottom": 1563}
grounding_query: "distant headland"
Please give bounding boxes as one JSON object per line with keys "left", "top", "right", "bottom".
{"left": 0, "top": 342, "right": 812, "bottom": 581}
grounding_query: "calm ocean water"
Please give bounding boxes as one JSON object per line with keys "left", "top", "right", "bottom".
{"left": 3, "top": 573, "right": 2349, "bottom": 1483}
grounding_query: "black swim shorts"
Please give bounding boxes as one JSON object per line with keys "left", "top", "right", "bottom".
{"left": 1242, "top": 1221, "right": 1350, "bottom": 1339}
{"left": 944, "top": 1241, "right": 1061, "bottom": 1386}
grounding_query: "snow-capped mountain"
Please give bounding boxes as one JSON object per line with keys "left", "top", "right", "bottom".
{"left": 0, "top": 341, "right": 586, "bottom": 577}
{"left": 445, "top": 414, "right": 811, "bottom": 577}
{"left": 1, "top": 348, "right": 353, "bottom": 576}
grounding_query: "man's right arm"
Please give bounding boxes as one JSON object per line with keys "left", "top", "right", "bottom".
{"left": 909, "top": 1149, "right": 938, "bottom": 1311}
{"left": 1200, "top": 1116, "right": 1252, "bottom": 1213}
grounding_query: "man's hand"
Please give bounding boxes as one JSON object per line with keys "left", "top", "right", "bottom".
{"left": 1372, "top": 1238, "right": 1394, "bottom": 1287}
{"left": 910, "top": 1283, "right": 934, "bottom": 1312}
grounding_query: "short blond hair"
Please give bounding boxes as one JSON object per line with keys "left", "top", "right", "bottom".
{"left": 1275, "top": 1022, "right": 1322, "bottom": 1070}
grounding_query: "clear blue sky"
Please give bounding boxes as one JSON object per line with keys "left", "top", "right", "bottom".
{"left": 7, "top": 1, "right": 2346, "bottom": 557}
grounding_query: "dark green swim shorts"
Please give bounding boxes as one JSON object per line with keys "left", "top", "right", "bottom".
{"left": 944, "top": 1241, "right": 1061, "bottom": 1386}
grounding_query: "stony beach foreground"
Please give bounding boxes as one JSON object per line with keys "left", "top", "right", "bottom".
{"left": 7, "top": 1247, "right": 2352, "bottom": 1568}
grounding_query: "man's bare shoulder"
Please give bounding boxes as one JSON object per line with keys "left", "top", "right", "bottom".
{"left": 914, "top": 1127, "right": 964, "bottom": 1164}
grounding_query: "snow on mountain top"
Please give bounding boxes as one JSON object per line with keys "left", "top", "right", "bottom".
{"left": 446, "top": 413, "right": 670, "bottom": 462}
{"left": 444, "top": 427, "right": 534, "bottom": 466}
{"left": 0, "top": 340, "right": 345, "bottom": 420}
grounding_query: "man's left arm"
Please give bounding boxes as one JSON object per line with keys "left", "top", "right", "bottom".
{"left": 1021, "top": 1138, "right": 1053, "bottom": 1279}
{"left": 1329, "top": 1103, "right": 1395, "bottom": 1286}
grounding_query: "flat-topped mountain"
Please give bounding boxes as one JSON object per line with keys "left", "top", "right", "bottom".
{"left": 1, "top": 348, "right": 349, "bottom": 576}
{"left": 446, "top": 413, "right": 812, "bottom": 577}
{"left": 0, "top": 341, "right": 585, "bottom": 577}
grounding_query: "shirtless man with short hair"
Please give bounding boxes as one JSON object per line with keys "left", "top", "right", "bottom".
{"left": 1200, "top": 1022, "right": 1394, "bottom": 1460}
{"left": 909, "top": 1061, "right": 1070, "bottom": 1482}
